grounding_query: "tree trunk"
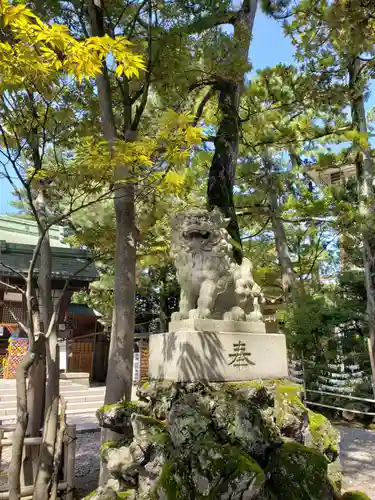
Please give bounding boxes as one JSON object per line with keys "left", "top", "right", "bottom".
{"left": 8, "top": 351, "right": 36, "bottom": 500}
{"left": 22, "top": 91, "right": 50, "bottom": 486}
{"left": 33, "top": 187, "right": 59, "bottom": 500}
{"left": 159, "top": 270, "right": 168, "bottom": 333}
{"left": 32, "top": 336, "right": 60, "bottom": 500}
{"left": 349, "top": 57, "right": 375, "bottom": 381}
{"left": 8, "top": 268, "right": 42, "bottom": 499}
{"left": 105, "top": 182, "right": 136, "bottom": 405}
{"left": 207, "top": 0, "right": 258, "bottom": 264}
{"left": 87, "top": 0, "right": 137, "bottom": 485}
{"left": 208, "top": 80, "right": 242, "bottom": 263}
{"left": 264, "top": 153, "right": 296, "bottom": 298}
{"left": 24, "top": 336, "right": 45, "bottom": 486}
{"left": 49, "top": 398, "right": 66, "bottom": 500}
{"left": 24, "top": 186, "right": 52, "bottom": 486}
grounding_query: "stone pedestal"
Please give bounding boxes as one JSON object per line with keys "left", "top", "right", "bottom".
{"left": 149, "top": 321, "right": 288, "bottom": 382}
{"left": 168, "top": 318, "right": 267, "bottom": 334}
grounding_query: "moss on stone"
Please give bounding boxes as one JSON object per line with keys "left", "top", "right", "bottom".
{"left": 307, "top": 410, "right": 339, "bottom": 455}
{"left": 274, "top": 384, "right": 305, "bottom": 408}
{"left": 342, "top": 492, "right": 372, "bottom": 500}
{"left": 97, "top": 381, "right": 342, "bottom": 499}
{"left": 82, "top": 492, "right": 96, "bottom": 500}
{"left": 100, "top": 440, "right": 117, "bottom": 457}
{"left": 225, "top": 380, "right": 264, "bottom": 391}
{"left": 327, "top": 457, "right": 342, "bottom": 492}
{"left": 151, "top": 462, "right": 191, "bottom": 499}
{"left": 100, "top": 439, "right": 132, "bottom": 461}
{"left": 134, "top": 414, "right": 164, "bottom": 425}
{"left": 214, "top": 443, "right": 265, "bottom": 485}
{"left": 266, "top": 441, "right": 335, "bottom": 500}
{"left": 116, "top": 491, "right": 135, "bottom": 499}
{"left": 200, "top": 442, "right": 264, "bottom": 482}
{"left": 97, "top": 402, "right": 122, "bottom": 415}
{"left": 305, "top": 409, "right": 341, "bottom": 491}
{"left": 98, "top": 401, "right": 145, "bottom": 415}
{"left": 132, "top": 414, "right": 167, "bottom": 436}
{"left": 131, "top": 414, "right": 170, "bottom": 449}
{"left": 153, "top": 443, "right": 265, "bottom": 499}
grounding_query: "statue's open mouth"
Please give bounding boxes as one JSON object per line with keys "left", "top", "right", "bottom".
{"left": 183, "top": 230, "right": 211, "bottom": 240}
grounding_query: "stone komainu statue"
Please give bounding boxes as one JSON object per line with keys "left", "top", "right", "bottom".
{"left": 170, "top": 208, "right": 265, "bottom": 322}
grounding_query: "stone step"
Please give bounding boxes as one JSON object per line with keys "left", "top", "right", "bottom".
{"left": 0, "top": 391, "right": 105, "bottom": 404}
{"left": 0, "top": 413, "right": 101, "bottom": 432}
{"left": 0, "top": 384, "right": 105, "bottom": 395}
{"left": 0, "top": 378, "right": 84, "bottom": 384}
{"left": 0, "top": 385, "right": 137, "bottom": 425}
{"left": 0, "top": 400, "right": 103, "bottom": 417}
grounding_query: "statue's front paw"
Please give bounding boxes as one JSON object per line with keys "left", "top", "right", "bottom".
{"left": 188, "top": 309, "right": 199, "bottom": 319}
{"left": 188, "top": 308, "right": 210, "bottom": 319}
{"left": 199, "top": 308, "right": 210, "bottom": 319}
{"left": 246, "top": 311, "right": 263, "bottom": 322}
{"left": 223, "top": 307, "right": 245, "bottom": 321}
{"left": 171, "top": 311, "right": 189, "bottom": 321}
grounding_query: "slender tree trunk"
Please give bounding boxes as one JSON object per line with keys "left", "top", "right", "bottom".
{"left": 24, "top": 188, "right": 51, "bottom": 486}
{"left": 24, "top": 336, "right": 45, "bottom": 486}
{"left": 26, "top": 338, "right": 45, "bottom": 439}
{"left": 50, "top": 398, "right": 67, "bottom": 500}
{"left": 33, "top": 187, "right": 59, "bottom": 500}
{"left": 106, "top": 182, "right": 136, "bottom": 398}
{"left": 20, "top": 97, "right": 48, "bottom": 487}
{"left": 159, "top": 271, "right": 168, "bottom": 333}
{"left": 87, "top": 0, "right": 137, "bottom": 485}
{"left": 269, "top": 185, "right": 296, "bottom": 298}
{"left": 8, "top": 351, "right": 36, "bottom": 500}
{"left": 8, "top": 274, "right": 40, "bottom": 500}
{"left": 264, "top": 152, "right": 296, "bottom": 299}
{"left": 207, "top": 0, "right": 258, "bottom": 264}
{"left": 349, "top": 57, "right": 375, "bottom": 379}
{"left": 33, "top": 337, "right": 60, "bottom": 500}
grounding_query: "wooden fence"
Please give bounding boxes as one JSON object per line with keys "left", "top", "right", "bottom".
{"left": 0, "top": 425, "right": 76, "bottom": 500}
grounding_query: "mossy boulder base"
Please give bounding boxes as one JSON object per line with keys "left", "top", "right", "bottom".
{"left": 87, "top": 381, "right": 360, "bottom": 499}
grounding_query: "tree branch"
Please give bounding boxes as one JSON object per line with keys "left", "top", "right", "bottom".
{"left": 171, "top": 11, "right": 238, "bottom": 35}
{"left": 0, "top": 280, "right": 26, "bottom": 295}
{"left": 0, "top": 262, "right": 27, "bottom": 282}
{"left": 126, "top": 0, "right": 148, "bottom": 39}
{"left": 0, "top": 301, "right": 30, "bottom": 335}
{"left": 242, "top": 217, "right": 271, "bottom": 240}
{"left": 131, "top": 0, "right": 153, "bottom": 131}
{"left": 192, "top": 87, "right": 216, "bottom": 127}
{"left": 45, "top": 254, "right": 98, "bottom": 339}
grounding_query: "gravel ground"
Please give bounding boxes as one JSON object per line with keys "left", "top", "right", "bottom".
{"left": 1, "top": 427, "right": 375, "bottom": 498}
{"left": 74, "top": 431, "right": 101, "bottom": 499}
{"left": 339, "top": 425, "right": 375, "bottom": 499}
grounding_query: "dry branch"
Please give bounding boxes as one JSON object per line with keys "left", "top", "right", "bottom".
{"left": 49, "top": 397, "right": 67, "bottom": 500}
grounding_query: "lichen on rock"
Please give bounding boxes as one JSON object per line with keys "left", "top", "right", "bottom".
{"left": 91, "top": 380, "right": 365, "bottom": 500}
{"left": 96, "top": 401, "right": 148, "bottom": 435}
{"left": 341, "top": 493, "right": 372, "bottom": 500}
{"left": 272, "top": 382, "right": 341, "bottom": 491}
{"left": 264, "top": 441, "right": 336, "bottom": 499}
{"left": 153, "top": 444, "right": 265, "bottom": 500}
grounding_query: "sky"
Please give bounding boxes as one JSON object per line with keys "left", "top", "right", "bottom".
{"left": 0, "top": 10, "right": 374, "bottom": 214}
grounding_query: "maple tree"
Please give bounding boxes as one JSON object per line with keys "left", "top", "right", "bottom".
{"left": 0, "top": 2, "right": 199, "bottom": 498}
